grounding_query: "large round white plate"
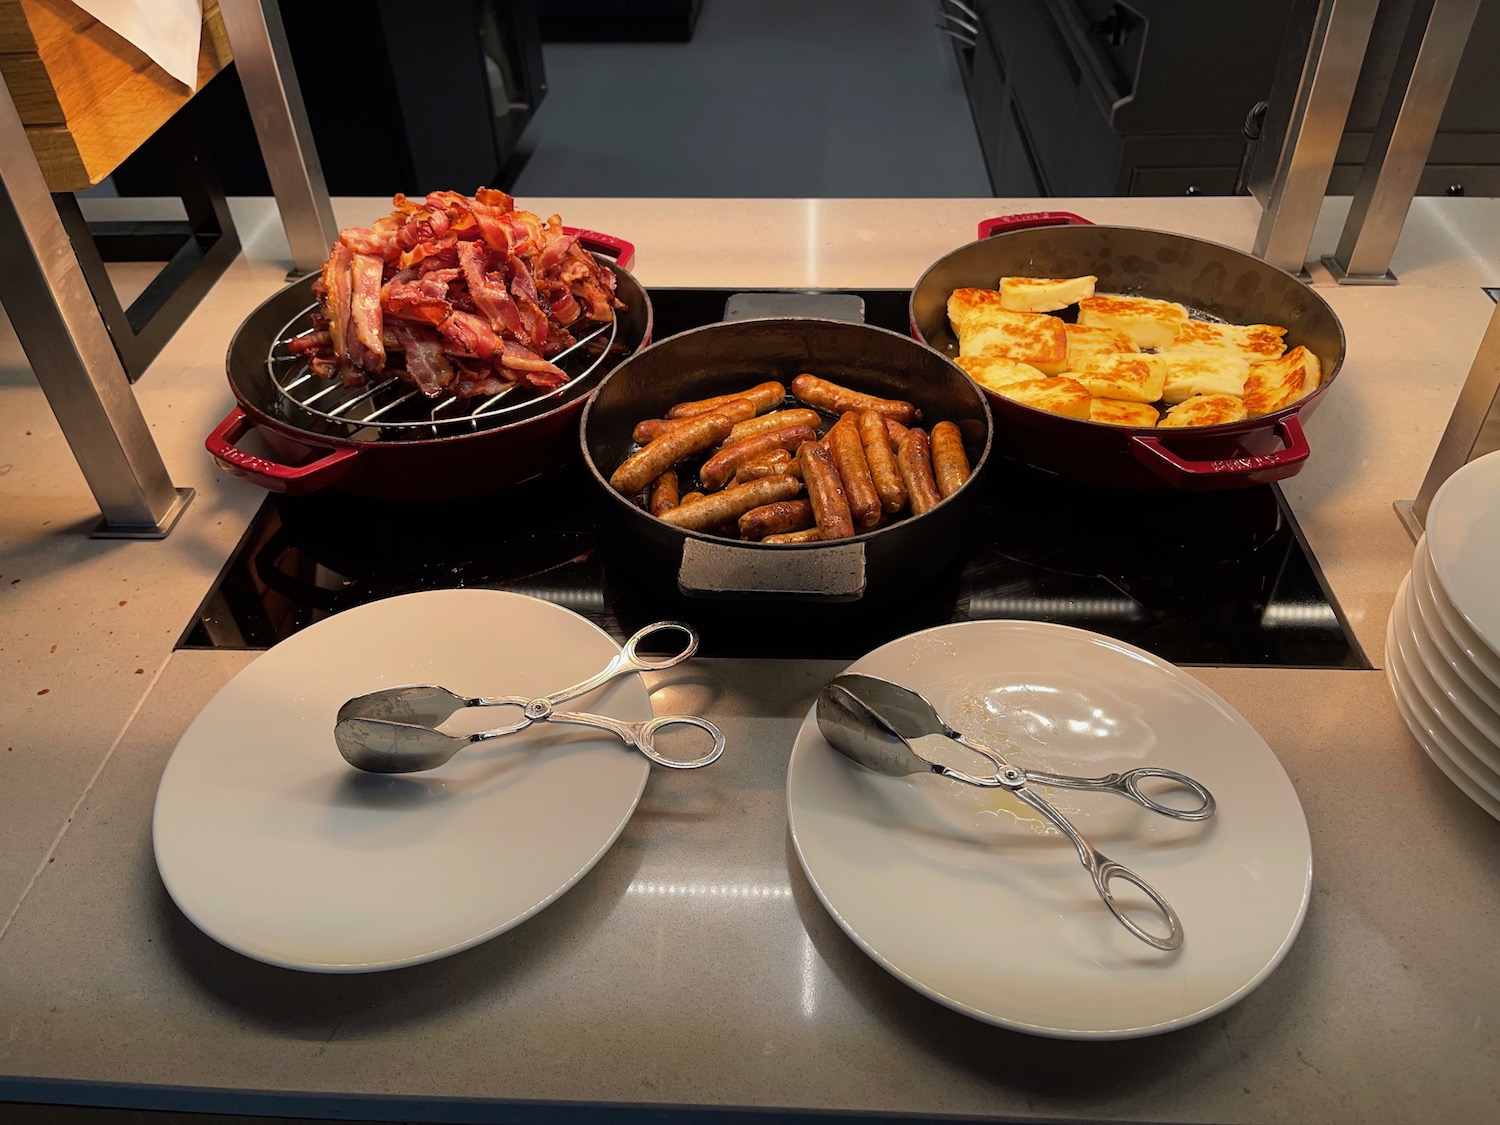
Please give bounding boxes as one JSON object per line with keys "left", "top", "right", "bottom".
{"left": 1388, "top": 580, "right": 1500, "bottom": 799}
{"left": 1425, "top": 450, "right": 1500, "bottom": 653}
{"left": 154, "top": 590, "right": 652, "bottom": 972}
{"left": 1416, "top": 541, "right": 1500, "bottom": 691}
{"left": 786, "top": 621, "right": 1312, "bottom": 1040}
{"left": 1386, "top": 593, "right": 1500, "bottom": 820}
{"left": 1399, "top": 571, "right": 1500, "bottom": 764}
{"left": 1410, "top": 542, "right": 1500, "bottom": 704}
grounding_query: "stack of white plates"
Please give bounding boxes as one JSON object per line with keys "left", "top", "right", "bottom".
{"left": 1386, "top": 451, "right": 1500, "bottom": 820}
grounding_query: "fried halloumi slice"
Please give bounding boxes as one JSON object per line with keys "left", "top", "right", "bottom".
{"left": 1089, "top": 398, "right": 1160, "bottom": 428}
{"left": 1068, "top": 354, "right": 1165, "bottom": 404}
{"left": 946, "top": 289, "right": 1069, "bottom": 373}
{"left": 999, "top": 275, "right": 1097, "bottom": 313}
{"left": 956, "top": 354, "right": 1044, "bottom": 391}
{"left": 1159, "top": 393, "right": 1249, "bottom": 428}
{"left": 1159, "top": 353, "right": 1251, "bottom": 404}
{"left": 1169, "top": 319, "right": 1288, "bottom": 362}
{"left": 989, "top": 377, "right": 1092, "bottom": 420}
{"left": 1243, "top": 345, "right": 1321, "bottom": 417}
{"left": 1077, "top": 294, "right": 1190, "bottom": 350}
{"left": 1064, "top": 322, "right": 1138, "bottom": 366}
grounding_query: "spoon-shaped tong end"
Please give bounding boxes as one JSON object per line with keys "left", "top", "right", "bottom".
{"left": 334, "top": 716, "right": 466, "bottom": 774}
{"left": 816, "top": 678, "right": 935, "bottom": 778}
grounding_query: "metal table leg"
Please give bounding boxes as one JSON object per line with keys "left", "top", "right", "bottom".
{"left": 218, "top": 0, "right": 337, "bottom": 275}
{"left": 1251, "top": 0, "right": 1381, "bottom": 274}
{"left": 1324, "top": 0, "right": 1481, "bottom": 285}
{"left": 0, "top": 79, "right": 192, "bottom": 539}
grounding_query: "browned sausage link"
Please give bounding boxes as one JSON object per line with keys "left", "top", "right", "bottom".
{"left": 798, "top": 440, "right": 855, "bottom": 541}
{"left": 884, "top": 417, "right": 911, "bottom": 449}
{"left": 666, "top": 382, "right": 786, "bottom": 420}
{"left": 930, "top": 421, "right": 972, "bottom": 498}
{"left": 790, "top": 374, "right": 919, "bottom": 424}
{"left": 648, "top": 470, "right": 680, "bottom": 516}
{"left": 680, "top": 492, "right": 705, "bottom": 505}
{"left": 699, "top": 424, "right": 817, "bottom": 492}
{"left": 610, "top": 413, "right": 734, "bottom": 496}
{"left": 859, "top": 409, "right": 907, "bottom": 514}
{"left": 826, "top": 413, "right": 882, "bottom": 528}
{"left": 633, "top": 398, "right": 755, "bottom": 444}
{"left": 725, "top": 408, "right": 821, "bottom": 447}
{"left": 732, "top": 449, "right": 794, "bottom": 486}
{"left": 897, "top": 428, "right": 943, "bottom": 517}
{"left": 763, "top": 528, "right": 824, "bottom": 545}
{"left": 738, "top": 499, "right": 815, "bottom": 540}
{"left": 660, "top": 474, "right": 803, "bottom": 532}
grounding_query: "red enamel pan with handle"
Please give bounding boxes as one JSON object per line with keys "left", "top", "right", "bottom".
{"left": 909, "top": 212, "right": 1345, "bottom": 491}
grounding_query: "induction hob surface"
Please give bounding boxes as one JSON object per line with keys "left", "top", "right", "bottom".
{"left": 181, "top": 288, "right": 1367, "bottom": 668}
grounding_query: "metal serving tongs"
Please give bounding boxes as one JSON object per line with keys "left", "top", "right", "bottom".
{"left": 335, "top": 622, "right": 724, "bottom": 774}
{"left": 816, "top": 673, "right": 1216, "bottom": 951}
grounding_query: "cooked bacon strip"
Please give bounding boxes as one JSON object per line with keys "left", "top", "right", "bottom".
{"left": 347, "top": 252, "right": 387, "bottom": 372}
{"left": 389, "top": 324, "right": 455, "bottom": 397}
{"left": 298, "top": 189, "right": 621, "bottom": 399}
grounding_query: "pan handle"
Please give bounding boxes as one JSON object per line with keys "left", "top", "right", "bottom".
{"left": 206, "top": 406, "right": 361, "bottom": 496}
{"left": 677, "top": 537, "right": 867, "bottom": 601}
{"left": 564, "top": 227, "right": 635, "bottom": 270}
{"left": 1129, "top": 414, "right": 1310, "bottom": 489}
{"left": 977, "top": 212, "right": 1094, "bottom": 239}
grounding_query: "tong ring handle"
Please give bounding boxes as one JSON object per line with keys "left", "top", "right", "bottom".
{"left": 541, "top": 622, "right": 700, "bottom": 708}
{"left": 543, "top": 710, "right": 725, "bottom": 770}
{"left": 1024, "top": 766, "right": 1215, "bottom": 821}
{"left": 1093, "top": 856, "right": 1184, "bottom": 952}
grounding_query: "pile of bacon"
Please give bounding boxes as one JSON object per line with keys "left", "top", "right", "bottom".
{"left": 289, "top": 189, "right": 623, "bottom": 400}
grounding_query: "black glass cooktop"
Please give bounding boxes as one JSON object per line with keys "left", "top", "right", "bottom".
{"left": 180, "top": 288, "right": 1367, "bottom": 669}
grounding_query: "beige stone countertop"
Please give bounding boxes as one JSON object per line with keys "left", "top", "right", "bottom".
{"left": 2, "top": 196, "right": 1499, "bottom": 1124}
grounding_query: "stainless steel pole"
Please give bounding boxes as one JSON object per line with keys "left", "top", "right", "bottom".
{"left": 1399, "top": 298, "right": 1500, "bottom": 537}
{"left": 219, "top": 0, "right": 337, "bottom": 274}
{"left": 1324, "top": 0, "right": 1480, "bottom": 284}
{"left": 1251, "top": 0, "right": 1380, "bottom": 274}
{"left": 0, "top": 79, "right": 193, "bottom": 538}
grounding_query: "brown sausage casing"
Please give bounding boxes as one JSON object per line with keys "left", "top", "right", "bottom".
{"left": 666, "top": 381, "right": 786, "bottom": 420}
{"left": 610, "top": 412, "right": 734, "bottom": 496}
{"left": 699, "top": 424, "right": 817, "bottom": 491}
{"left": 859, "top": 409, "right": 907, "bottom": 514}
{"left": 790, "top": 374, "right": 918, "bottom": 424}
{"left": 661, "top": 474, "right": 803, "bottom": 532}
{"left": 738, "top": 499, "right": 815, "bottom": 540}
{"left": 930, "top": 420, "right": 972, "bottom": 498}
{"left": 648, "top": 470, "right": 680, "bottom": 516}
{"left": 797, "top": 440, "right": 855, "bottom": 541}
{"left": 634, "top": 398, "right": 755, "bottom": 444}
{"left": 732, "top": 449, "right": 803, "bottom": 486}
{"left": 725, "top": 408, "right": 821, "bottom": 447}
{"left": 763, "top": 528, "right": 823, "bottom": 545}
{"left": 896, "top": 428, "right": 943, "bottom": 517}
{"left": 827, "top": 413, "right": 881, "bottom": 528}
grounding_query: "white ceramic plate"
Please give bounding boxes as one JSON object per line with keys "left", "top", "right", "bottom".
{"left": 1425, "top": 451, "right": 1500, "bottom": 655}
{"left": 1410, "top": 542, "right": 1500, "bottom": 705}
{"left": 1415, "top": 542, "right": 1500, "bottom": 691}
{"left": 1388, "top": 580, "right": 1500, "bottom": 799}
{"left": 786, "top": 621, "right": 1312, "bottom": 1040}
{"left": 1400, "top": 572, "right": 1500, "bottom": 763}
{"left": 1386, "top": 594, "right": 1500, "bottom": 821}
{"left": 153, "top": 590, "right": 653, "bottom": 972}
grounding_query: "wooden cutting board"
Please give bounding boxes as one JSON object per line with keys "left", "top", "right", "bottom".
{"left": 0, "top": 0, "right": 231, "bottom": 190}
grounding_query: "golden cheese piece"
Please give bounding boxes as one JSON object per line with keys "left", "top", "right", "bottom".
{"left": 1077, "top": 294, "right": 1190, "bottom": 350}
{"left": 1243, "top": 345, "right": 1322, "bottom": 417}
{"left": 999, "top": 275, "right": 1097, "bottom": 313}
{"left": 1064, "top": 322, "right": 1138, "bottom": 366}
{"left": 1159, "top": 393, "right": 1249, "bottom": 428}
{"left": 1159, "top": 353, "right": 1251, "bottom": 404}
{"left": 1089, "top": 398, "right": 1160, "bottom": 428}
{"left": 989, "top": 377, "right": 1093, "bottom": 420}
{"left": 1068, "top": 354, "right": 1165, "bottom": 404}
{"left": 956, "top": 353, "right": 1043, "bottom": 390}
{"left": 946, "top": 288, "right": 1069, "bottom": 373}
{"left": 1169, "top": 319, "right": 1288, "bottom": 362}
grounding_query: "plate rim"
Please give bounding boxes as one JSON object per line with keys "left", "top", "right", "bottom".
{"left": 1424, "top": 454, "right": 1500, "bottom": 651}
{"left": 151, "top": 589, "right": 651, "bottom": 973}
{"left": 786, "top": 618, "right": 1314, "bottom": 1040}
